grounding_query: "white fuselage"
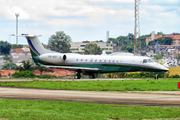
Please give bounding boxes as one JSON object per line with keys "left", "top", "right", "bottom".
{"left": 39, "top": 53, "right": 169, "bottom": 72}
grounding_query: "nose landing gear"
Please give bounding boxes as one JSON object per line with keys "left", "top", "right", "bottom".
{"left": 154, "top": 74, "right": 159, "bottom": 79}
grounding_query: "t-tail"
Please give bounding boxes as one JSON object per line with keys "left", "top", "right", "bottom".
{"left": 22, "top": 34, "right": 57, "bottom": 65}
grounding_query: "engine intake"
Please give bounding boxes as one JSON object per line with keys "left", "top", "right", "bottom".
{"left": 63, "top": 55, "right": 67, "bottom": 61}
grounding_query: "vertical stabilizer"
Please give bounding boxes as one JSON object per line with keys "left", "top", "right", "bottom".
{"left": 25, "top": 35, "right": 56, "bottom": 56}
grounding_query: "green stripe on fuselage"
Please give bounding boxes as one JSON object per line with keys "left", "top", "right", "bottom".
{"left": 68, "top": 64, "right": 163, "bottom": 73}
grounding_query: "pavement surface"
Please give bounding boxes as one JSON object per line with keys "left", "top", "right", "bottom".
{"left": 0, "top": 87, "right": 180, "bottom": 107}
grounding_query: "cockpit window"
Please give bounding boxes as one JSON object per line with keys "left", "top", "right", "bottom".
{"left": 143, "top": 59, "right": 147, "bottom": 63}
{"left": 148, "top": 59, "right": 154, "bottom": 62}
{"left": 143, "top": 59, "right": 155, "bottom": 63}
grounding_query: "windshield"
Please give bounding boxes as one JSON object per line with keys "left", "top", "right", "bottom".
{"left": 148, "top": 59, "right": 155, "bottom": 62}
{"left": 143, "top": 59, "right": 155, "bottom": 63}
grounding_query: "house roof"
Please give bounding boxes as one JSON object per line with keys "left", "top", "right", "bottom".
{"left": 0, "top": 70, "right": 17, "bottom": 77}
{"left": 165, "top": 34, "right": 175, "bottom": 38}
{"left": 146, "top": 35, "right": 160, "bottom": 40}
{"left": 173, "top": 35, "right": 180, "bottom": 40}
{"left": 147, "top": 34, "right": 180, "bottom": 41}
{"left": 11, "top": 48, "right": 30, "bottom": 53}
{"left": 34, "top": 69, "right": 75, "bottom": 77}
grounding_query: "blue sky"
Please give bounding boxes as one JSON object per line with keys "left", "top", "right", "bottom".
{"left": 0, "top": 0, "right": 179, "bottom": 44}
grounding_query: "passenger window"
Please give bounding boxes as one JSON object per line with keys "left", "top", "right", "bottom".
{"left": 81, "top": 59, "right": 83, "bottom": 61}
{"left": 104, "top": 60, "right": 106, "bottom": 62}
{"left": 76, "top": 59, "right": 78, "bottom": 61}
{"left": 143, "top": 59, "right": 147, "bottom": 63}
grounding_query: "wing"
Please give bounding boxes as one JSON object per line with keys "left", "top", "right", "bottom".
{"left": 43, "top": 65, "right": 100, "bottom": 73}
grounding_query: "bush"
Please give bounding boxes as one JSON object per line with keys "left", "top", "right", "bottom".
{"left": 106, "top": 72, "right": 166, "bottom": 78}
{"left": 169, "top": 74, "right": 180, "bottom": 78}
{"left": 154, "top": 55, "right": 163, "bottom": 60}
{"left": 37, "top": 74, "right": 56, "bottom": 79}
{"left": 12, "top": 71, "right": 36, "bottom": 78}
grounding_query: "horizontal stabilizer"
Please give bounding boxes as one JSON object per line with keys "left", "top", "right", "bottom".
{"left": 10, "top": 34, "right": 41, "bottom": 38}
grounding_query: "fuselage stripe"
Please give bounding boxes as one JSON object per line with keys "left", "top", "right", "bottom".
{"left": 26, "top": 37, "right": 41, "bottom": 56}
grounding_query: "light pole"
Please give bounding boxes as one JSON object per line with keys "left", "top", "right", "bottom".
{"left": 9, "top": 34, "right": 15, "bottom": 70}
{"left": 15, "top": 13, "right": 19, "bottom": 45}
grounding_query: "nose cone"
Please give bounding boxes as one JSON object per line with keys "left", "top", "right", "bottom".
{"left": 159, "top": 64, "right": 169, "bottom": 72}
{"left": 162, "top": 66, "right": 169, "bottom": 72}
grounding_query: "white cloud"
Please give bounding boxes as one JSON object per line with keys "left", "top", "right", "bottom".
{"left": 0, "top": 0, "right": 179, "bottom": 44}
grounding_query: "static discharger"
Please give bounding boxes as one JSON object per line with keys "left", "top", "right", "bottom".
{"left": 178, "top": 82, "right": 180, "bottom": 89}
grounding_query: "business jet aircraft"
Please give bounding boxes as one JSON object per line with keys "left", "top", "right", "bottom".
{"left": 23, "top": 34, "right": 168, "bottom": 79}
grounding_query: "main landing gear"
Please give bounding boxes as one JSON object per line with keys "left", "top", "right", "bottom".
{"left": 89, "top": 74, "right": 96, "bottom": 79}
{"left": 75, "top": 70, "right": 81, "bottom": 79}
{"left": 89, "top": 73, "right": 98, "bottom": 79}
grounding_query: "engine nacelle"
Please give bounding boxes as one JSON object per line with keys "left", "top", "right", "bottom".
{"left": 39, "top": 53, "right": 67, "bottom": 64}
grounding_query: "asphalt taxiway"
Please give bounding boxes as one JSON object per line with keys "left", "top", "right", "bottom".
{"left": 0, "top": 87, "right": 180, "bottom": 106}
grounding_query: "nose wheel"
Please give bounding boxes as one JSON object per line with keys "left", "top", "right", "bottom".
{"left": 154, "top": 74, "right": 159, "bottom": 79}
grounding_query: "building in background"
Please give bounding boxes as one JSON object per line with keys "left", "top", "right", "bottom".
{"left": 146, "top": 33, "right": 180, "bottom": 46}
{"left": 171, "top": 35, "right": 180, "bottom": 46}
{"left": 0, "top": 56, "right": 5, "bottom": 69}
{"left": 10, "top": 47, "right": 31, "bottom": 66}
{"left": 70, "top": 41, "right": 113, "bottom": 54}
{"left": 146, "top": 32, "right": 162, "bottom": 45}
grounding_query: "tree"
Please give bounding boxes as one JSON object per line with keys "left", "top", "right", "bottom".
{"left": 48, "top": 31, "right": 72, "bottom": 53}
{"left": 126, "top": 46, "right": 134, "bottom": 53}
{"left": 1, "top": 62, "right": 17, "bottom": 70}
{"left": 0, "top": 41, "right": 11, "bottom": 55}
{"left": 93, "top": 40, "right": 103, "bottom": 42}
{"left": 172, "top": 33, "right": 180, "bottom": 35}
{"left": 154, "top": 54, "right": 163, "bottom": 60}
{"left": 108, "top": 38, "right": 118, "bottom": 44}
{"left": 127, "top": 33, "right": 134, "bottom": 41}
{"left": 84, "top": 43, "right": 102, "bottom": 55}
{"left": 148, "top": 37, "right": 173, "bottom": 46}
{"left": 140, "top": 34, "right": 151, "bottom": 49}
{"left": 16, "top": 61, "right": 34, "bottom": 71}
{"left": 157, "top": 31, "right": 164, "bottom": 35}
{"left": 116, "top": 34, "right": 134, "bottom": 51}
{"left": 3, "top": 54, "right": 11, "bottom": 63}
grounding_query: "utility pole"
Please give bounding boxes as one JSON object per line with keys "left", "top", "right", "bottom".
{"left": 15, "top": 13, "right": 19, "bottom": 45}
{"left": 134, "top": 0, "right": 141, "bottom": 55}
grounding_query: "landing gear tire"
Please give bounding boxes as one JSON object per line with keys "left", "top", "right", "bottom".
{"left": 75, "top": 70, "right": 81, "bottom": 79}
{"left": 75, "top": 75, "right": 81, "bottom": 79}
{"left": 89, "top": 74, "right": 96, "bottom": 79}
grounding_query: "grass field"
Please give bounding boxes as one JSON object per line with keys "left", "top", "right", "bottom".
{"left": 0, "top": 79, "right": 180, "bottom": 120}
{"left": 0, "top": 78, "right": 180, "bottom": 91}
{"left": 0, "top": 99, "right": 180, "bottom": 120}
